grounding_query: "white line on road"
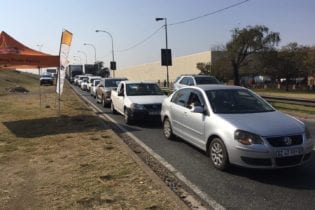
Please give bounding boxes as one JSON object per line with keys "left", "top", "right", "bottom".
{"left": 78, "top": 91, "right": 225, "bottom": 210}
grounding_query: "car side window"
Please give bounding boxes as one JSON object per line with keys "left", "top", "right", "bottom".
{"left": 174, "top": 76, "right": 182, "bottom": 83}
{"left": 117, "top": 83, "right": 124, "bottom": 96}
{"left": 179, "top": 77, "right": 188, "bottom": 84}
{"left": 187, "top": 77, "right": 194, "bottom": 86}
{"left": 171, "top": 89, "right": 190, "bottom": 107}
{"left": 186, "top": 91, "right": 205, "bottom": 109}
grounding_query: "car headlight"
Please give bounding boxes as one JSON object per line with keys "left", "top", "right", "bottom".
{"left": 234, "top": 130, "right": 264, "bottom": 145}
{"left": 130, "top": 103, "right": 146, "bottom": 110}
{"left": 305, "top": 126, "right": 312, "bottom": 140}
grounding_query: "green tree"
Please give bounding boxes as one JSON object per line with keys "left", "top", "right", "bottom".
{"left": 211, "top": 51, "right": 234, "bottom": 82}
{"left": 196, "top": 62, "right": 211, "bottom": 75}
{"left": 304, "top": 46, "right": 315, "bottom": 77}
{"left": 262, "top": 43, "right": 308, "bottom": 91}
{"left": 226, "top": 25, "right": 280, "bottom": 85}
{"left": 95, "top": 61, "right": 110, "bottom": 77}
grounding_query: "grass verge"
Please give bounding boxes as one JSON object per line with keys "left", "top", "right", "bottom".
{"left": 0, "top": 70, "right": 183, "bottom": 209}
{"left": 254, "top": 88, "right": 315, "bottom": 100}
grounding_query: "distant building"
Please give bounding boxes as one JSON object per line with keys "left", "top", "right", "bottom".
{"left": 115, "top": 51, "right": 211, "bottom": 83}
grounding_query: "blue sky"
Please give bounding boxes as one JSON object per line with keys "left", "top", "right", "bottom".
{"left": 1, "top": 0, "right": 315, "bottom": 68}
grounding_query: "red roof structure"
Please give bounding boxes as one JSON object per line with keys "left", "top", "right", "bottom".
{"left": 0, "top": 31, "right": 59, "bottom": 69}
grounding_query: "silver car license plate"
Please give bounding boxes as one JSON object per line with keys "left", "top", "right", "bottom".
{"left": 276, "top": 147, "right": 303, "bottom": 158}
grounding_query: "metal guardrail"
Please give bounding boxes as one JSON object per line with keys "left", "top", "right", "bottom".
{"left": 261, "top": 96, "right": 315, "bottom": 107}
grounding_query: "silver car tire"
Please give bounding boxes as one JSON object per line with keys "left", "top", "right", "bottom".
{"left": 209, "top": 138, "right": 229, "bottom": 171}
{"left": 111, "top": 102, "right": 117, "bottom": 114}
{"left": 124, "top": 109, "right": 133, "bottom": 125}
{"left": 163, "top": 118, "right": 175, "bottom": 140}
{"left": 102, "top": 96, "right": 106, "bottom": 107}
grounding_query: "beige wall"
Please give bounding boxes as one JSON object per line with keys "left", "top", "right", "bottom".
{"left": 115, "top": 51, "right": 211, "bottom": 83}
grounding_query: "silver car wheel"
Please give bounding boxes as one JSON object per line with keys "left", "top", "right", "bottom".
{"left": 163, "top": 118, "right": 174, "bottom": 140}
{"left": 211, "top": 142, "right": 223, "bottom": 166}
{"left": 124, "top": 109, "right": 132, "bottom": 125}
{"left": 102, "top": 96, "right": 106, "bottom": 107}
{"left": 111, "top": 102, "right": 117, "bottom": 114}
{"left": 209, "top": 138, "right": 229, "bottom": 170}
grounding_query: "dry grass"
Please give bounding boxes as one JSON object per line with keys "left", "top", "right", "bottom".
{"left": 253, "top": 89, "right": 315, "bottom": 119}
{"left": 0, "top": 70, "right": 182, "bottom": 209}
{"left": 254, "top": 89, "right": 315, "bottom": 100}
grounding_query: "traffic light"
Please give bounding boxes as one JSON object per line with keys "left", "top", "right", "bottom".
{"left": 110, "top": 61, "right": 116, "bottom": 70}
{"left": 161, "top": 49, "right": 172, "bottom": 66}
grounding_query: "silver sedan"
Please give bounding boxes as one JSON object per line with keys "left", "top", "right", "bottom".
{"left": 161, "top": 85, "right": 313, "bottom": 170}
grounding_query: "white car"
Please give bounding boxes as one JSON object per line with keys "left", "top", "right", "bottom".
{"left": 161, "top": 85, "right": 313, "bottom": 170}
{"left": 173, "top": 75, "right": 220, "bottom": 91}
{"left": 111, "top": 81, "right": 166, "bottom": 124}
{"left": 90, "top": 79, "right": 101, "bottom": 98}
{"left": 87, "top": 76, "right": 102, "bottom": 92}
{"left": 74, "top": 75, "right": 84, "bottom": 86}
{"left": 80, "top": 78, "right": 89, "bottom": 90}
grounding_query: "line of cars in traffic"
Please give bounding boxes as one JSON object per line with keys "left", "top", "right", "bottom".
{"left": 72, "top": 74, "right": 313, "bottom": 171}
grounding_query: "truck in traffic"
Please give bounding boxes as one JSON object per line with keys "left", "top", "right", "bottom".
{"left": 66, "top": 65, "right": 83, "bottom": 83}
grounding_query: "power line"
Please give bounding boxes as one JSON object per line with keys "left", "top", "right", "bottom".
{"left": 169, "top": 0, "right": 250, "bottom": 26}
{"left": 117, "top": 0, "right": 249, "bottom": 53}
{"left": 117, "top": 26, "right": 164, "bottom": 52}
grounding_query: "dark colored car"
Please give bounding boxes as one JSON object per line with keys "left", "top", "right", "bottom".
{"left": 40, "top": 75, "right": 54, "bottom": 85}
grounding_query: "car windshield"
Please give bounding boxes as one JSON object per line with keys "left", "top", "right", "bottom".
{"left": 206, "top": 89, "right": 275, "bottom": 114}
{"left": 105, "top": 79, "right": 126, "bottom": 87}
{"left": 195, "top": 76, "right": 219, "bottom": 85}
{"left": 126, "top": 83, "right": 164, "bottom": 96}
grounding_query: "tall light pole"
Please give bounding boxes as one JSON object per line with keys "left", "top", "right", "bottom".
{"left": 36, "top": 44, "right": 43, "bottom": 52}
{"left": 77, "top": 50, "right": 87, "bottom": 64}
{"left": 77, "top": 50, "right": 87, "bottom": 73}
{"left": 73, "top": 56, "right": 82, "bottom": 64}
{"left": 155, "top": 17, "right": 171, "bottom": 88}
{"left": 83, "top": 43, "right": 96, "bottom": 63}
{"left": 96, "top": 29, "right": 116, "bottom": 77}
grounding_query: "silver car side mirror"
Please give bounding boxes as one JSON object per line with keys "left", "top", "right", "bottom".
{"left": 192, "top": 106, "right": 204, "bottom": 113}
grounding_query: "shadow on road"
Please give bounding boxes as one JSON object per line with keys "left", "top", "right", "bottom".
{"left": 131, "top": 119, "right": 162, "bottom": 129}
{"left": 3, "top": 115, "right": 108, "bottom": 138}
{"left": 228, "top": 151, "right": 315, "bottom": 190}
{"left": 173, "top": 138, "right": 315, "bottom": 190}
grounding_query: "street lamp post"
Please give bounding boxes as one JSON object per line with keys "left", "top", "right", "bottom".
{"left": 77, "top": 50, "right": 87, "bottom": 73}
{"left": 95, "top": 29, "right": 116, "bottom": 77}
{"left": 83, "top": 43, "right": 96, "bottom": 63}
{"left": 155, "top": 17, "right": 170, "bottom": 88}
{"left": 73, "top": 56, "right": 82, "bottom": 64}
{"left": 77, "top": 50, "right": 88, "bottom": 64}
{"left": 36, "top": 44, "right": 43, "bottom": 52}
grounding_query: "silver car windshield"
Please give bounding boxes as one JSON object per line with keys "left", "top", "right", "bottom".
{"left": 206, "top": 89, "right": 275, "bottom": 114}
{"left": 195, "top": 77, "right": 219, "bottom": 85}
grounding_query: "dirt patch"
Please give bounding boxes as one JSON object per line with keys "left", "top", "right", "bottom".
{"left": 6, "top": 86, "right": 30, "bottom": 93}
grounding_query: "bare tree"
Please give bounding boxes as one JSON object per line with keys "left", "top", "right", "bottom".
{"left": 226, "top": 25, "right": 280, "bottom": 85}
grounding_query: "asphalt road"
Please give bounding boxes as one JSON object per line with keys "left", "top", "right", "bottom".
{"left": 74, "top": 85, "right": 315, "bottom": 210}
